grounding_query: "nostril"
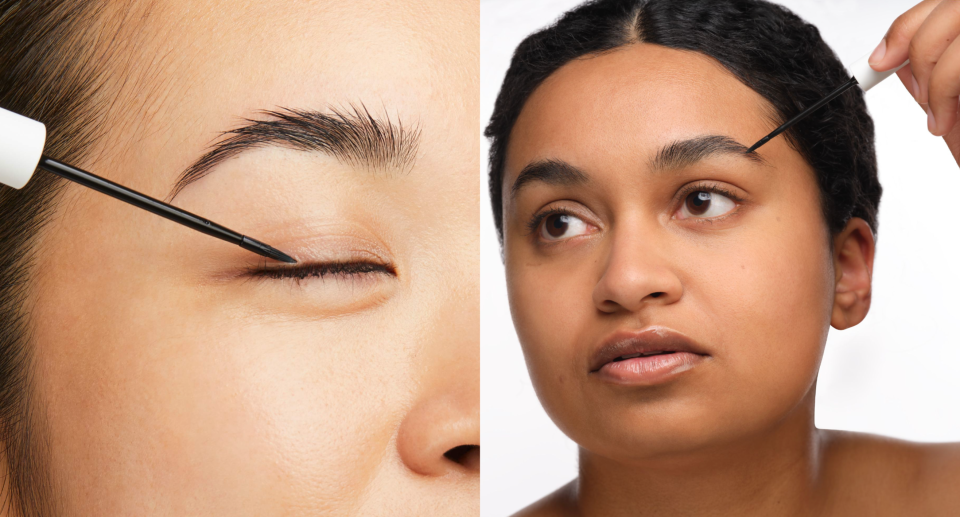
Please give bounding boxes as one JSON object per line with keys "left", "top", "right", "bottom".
{"left": 649, "top": 292, "right": 664, "bottom": 298}
{"left": 444, "top": 445, "right": 480, "bottom": 471}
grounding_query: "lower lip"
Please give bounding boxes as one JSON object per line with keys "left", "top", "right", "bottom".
{"left": 593, "top": 352, "right": 706, "bottom": 385}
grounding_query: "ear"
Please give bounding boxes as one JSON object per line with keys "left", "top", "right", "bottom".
{"left": 831, "top": 217, "right": 876, "bottom": 330}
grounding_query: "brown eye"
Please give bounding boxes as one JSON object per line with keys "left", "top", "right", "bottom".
{"left": 678, "top": 190, "right": 736, "bottom": 220}
{"left": 685, "top": 191, "right": 712, "bottom": 216}
{"left": 539, "top": 213, "right": 589, "bottom": 241}
{"left": 545, "top": 214, "right": 568, "bottom": 237}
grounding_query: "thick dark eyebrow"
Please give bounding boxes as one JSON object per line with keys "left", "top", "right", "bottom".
{"left": 510, "top": 159, "right": 589, "bottom": 198}
{"left": 167, "top": 104, "right": 420, "bottom": 201}
{"left": 651, "top": 135, "right": 766, "bottom": 171}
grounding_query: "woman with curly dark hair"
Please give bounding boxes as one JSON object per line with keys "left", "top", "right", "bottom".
{"left": 486, "top": 0, "right": 960, "bottom": 514}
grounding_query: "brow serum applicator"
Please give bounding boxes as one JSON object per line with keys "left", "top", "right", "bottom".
{"left": 0, "top": 107, "right": 296, "bottom": 264}
{"left": 748, "top": 55, "right": 910, "bottom": 152}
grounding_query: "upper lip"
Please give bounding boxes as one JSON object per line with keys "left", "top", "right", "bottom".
{"left": 588, "top": 327, "right": 709, "bottom": 372}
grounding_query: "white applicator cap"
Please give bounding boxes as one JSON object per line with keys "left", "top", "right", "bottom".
{"left": 849, "top": 54, "right": 910, "bottom": 92}
{"left": 0, "top": 107, "right": 46, "bottom": 190}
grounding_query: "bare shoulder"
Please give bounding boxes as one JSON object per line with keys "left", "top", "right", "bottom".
{"left": 913, "top": 440, "right": 960, "bottom": 512}
{"left": 512, "top": 480, "right": 579, "bottom": 517}
{"left": 819, "top": 429, "right": 960, "bottom": 514}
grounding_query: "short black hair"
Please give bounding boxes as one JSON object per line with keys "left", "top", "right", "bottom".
{"left": 486, "top": 0, "right": 881, "bottom": 240}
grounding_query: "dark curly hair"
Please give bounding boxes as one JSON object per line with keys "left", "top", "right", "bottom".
{"left": 486, "top": 0, "right": 881, "bottom": 240}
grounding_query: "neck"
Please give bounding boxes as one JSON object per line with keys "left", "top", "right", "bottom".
{"left": 575, "top": 392, "right": 826, "bottom": 517}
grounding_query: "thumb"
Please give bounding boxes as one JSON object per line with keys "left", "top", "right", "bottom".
{"left": 870, "top": 0, "right": 941, "bottom": 72}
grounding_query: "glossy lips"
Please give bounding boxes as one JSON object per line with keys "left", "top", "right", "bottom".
{"left": 589, "top": 328, "right": 709, "bottom": 385}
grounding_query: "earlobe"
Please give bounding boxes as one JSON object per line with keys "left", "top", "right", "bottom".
{"left": 831, "top": 217, "right": 876, "bottom": 330}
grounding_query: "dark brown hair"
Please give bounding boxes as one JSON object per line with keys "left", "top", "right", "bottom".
{"left": 0, "top": 1, "right": 133, "bottom": 514}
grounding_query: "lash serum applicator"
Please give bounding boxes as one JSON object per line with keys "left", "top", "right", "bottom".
{"left": 0, "top": 106, "right": 296, "bottom": 263}
{"left": 748, "top": 55, "right": 910, "bottom": 152}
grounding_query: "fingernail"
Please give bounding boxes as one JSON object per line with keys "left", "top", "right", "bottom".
{"left": 869, "top": 39, "right": 886, "bottom": 67}
{"left": 910, "top": 74, "right": 920, "bottom": 99}
{"left": 928, "top": 109, "right": 938, "bottom": 135}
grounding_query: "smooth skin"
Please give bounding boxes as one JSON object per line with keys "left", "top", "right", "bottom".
{"left": 502, "top": 41, "right": 960, "bottom": 517}
{"left": 0, "top": 0, "right": 478, "bottom": 515}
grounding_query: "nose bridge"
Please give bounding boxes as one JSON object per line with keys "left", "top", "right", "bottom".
{"left": 395, "top": 276, "right": 479, "bottom": 476}
{"left": 593, "top": 216, "right": 682, "bottom": 312}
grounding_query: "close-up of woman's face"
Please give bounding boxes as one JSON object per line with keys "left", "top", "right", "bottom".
{"left": 18, "top": 0, "right": 479, "bottom": 514}
{"left": 501, "top": 43, "right": 873, "bottom": 463}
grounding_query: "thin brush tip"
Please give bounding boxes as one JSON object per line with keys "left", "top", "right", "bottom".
{"left": 240, "top": 236, "right": 297, "bottom": 263}
{"left": 262, "top": 245, "right": 298, "bottom": 264}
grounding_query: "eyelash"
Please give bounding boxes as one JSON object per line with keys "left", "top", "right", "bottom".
{"left": 246, "top": 261, "right": 397, "bottom": 285}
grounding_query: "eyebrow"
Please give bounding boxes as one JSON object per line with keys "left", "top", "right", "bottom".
{"left": 509, "top": 135, "right": 764, "bottom": 199}
{"left": 651, "top": 135, "right": 765, "bottom": 171}
{"left": 510, "top": 159, "right": 589, "bottom": 198}
{"left": 167, "top": 104, "right": 420, "bottom": 200}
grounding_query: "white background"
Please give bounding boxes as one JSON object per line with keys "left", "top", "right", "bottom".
{"left": 480, "top": 1, "right": 960, "bottom": 515}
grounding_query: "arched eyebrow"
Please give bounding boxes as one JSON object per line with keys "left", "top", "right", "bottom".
{"left": 511, "top": 159, "right": 589, "bottom": 198}
{"left": 167, "top": 104, "right": 420, "bottom": 201}
{"left": 651, "top": 135, "right": 766, "bottom": 171}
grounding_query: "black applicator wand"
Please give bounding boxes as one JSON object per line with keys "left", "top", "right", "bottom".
{"left": 37, "top": 157, "right": 296, "bottom": 263}
{"left": 0, "top": 108, "right": 296, "bottom": 264}
{"left": 747, "top": 55, "right": 910, "bottom": 153}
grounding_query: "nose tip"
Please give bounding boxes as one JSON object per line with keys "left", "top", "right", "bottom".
{"left": 593, "top": 234, "right": 683, "bottom": 313}
{"left": 396, "top": 392, "right": 480, "bottom": 476}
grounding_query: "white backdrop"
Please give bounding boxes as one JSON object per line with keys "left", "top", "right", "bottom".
{"left": 479, "top": 0, "right": 960, "bottom": 515}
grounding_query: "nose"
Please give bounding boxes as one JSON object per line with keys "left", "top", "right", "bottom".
{"left": 592, "top": 227, "right": 683, "bottom": 313}
{"left": 396, "top": 289, "right": 479, "bottom": 476}
{"left": 396, "top": 387, "right": 480, "bottom": 476}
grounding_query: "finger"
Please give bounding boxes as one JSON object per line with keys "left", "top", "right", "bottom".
{"left": 927, "top": 36, "right": 960, "bottom": 135}
{"left": 896, "top": 62, "right": 920, "bottom": 100}
{"left": 871, "top": 0, "right": 942, "bottom": 72}
{"left": 909, "top": 0, "right": 960, "bottom": 105}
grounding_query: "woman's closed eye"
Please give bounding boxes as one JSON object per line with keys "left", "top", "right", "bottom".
{"left": 229, "top": 255, "right": 399, "bottom": 316}
{"left": 246, "top": 260, "right": 397, "bottom": 285}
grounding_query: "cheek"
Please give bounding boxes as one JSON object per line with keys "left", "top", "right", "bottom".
{"left": 504, "top": 245, "right": 596, "bottom": 416}
{"left": 31, "top": 266, "right": 399, "bottom": 513}
{"left": 691, "top": 211, "right": 835, "bottom": 416}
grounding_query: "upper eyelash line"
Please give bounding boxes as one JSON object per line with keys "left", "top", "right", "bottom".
{"left": 246, "top": 261, "right": 397, "bottom": 283}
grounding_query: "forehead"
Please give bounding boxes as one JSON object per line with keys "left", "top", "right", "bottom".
{"left": 97, "top": 0, "right": 477, "bottom": 191}
{"left": 505, "top": 43, "right": 777, "bottom": 181}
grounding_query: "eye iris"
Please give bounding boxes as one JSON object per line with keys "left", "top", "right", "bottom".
{"left": 686, "top": 191, "right": 712, "bottom": 215}
{"left": 545, "top": 214, "right": 569, "bottom": 238}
